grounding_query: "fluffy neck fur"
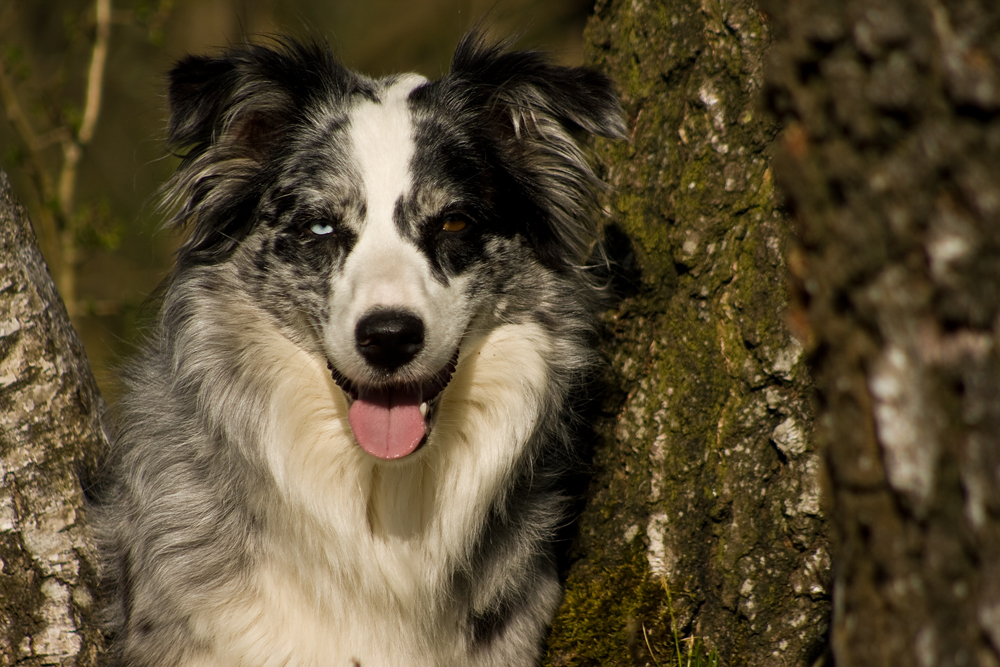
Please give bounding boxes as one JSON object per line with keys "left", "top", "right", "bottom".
{"left": 157, "top": 268, "right": 560, "bottom": 665}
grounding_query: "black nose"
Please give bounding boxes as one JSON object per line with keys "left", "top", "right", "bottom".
{"left": 355, "top": 309, "right": 425, "bottom": 371}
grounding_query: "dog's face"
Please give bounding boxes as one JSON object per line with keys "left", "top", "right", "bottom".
{"left": 237, "top": 74, "right": 504, "bottom": 460}
{"left": 164, "top": 36, "right": 624, "bottom": 460}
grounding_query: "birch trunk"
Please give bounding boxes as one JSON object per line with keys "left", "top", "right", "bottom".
{"left": 0, "top": 170, "right": 107, "bottom": 665}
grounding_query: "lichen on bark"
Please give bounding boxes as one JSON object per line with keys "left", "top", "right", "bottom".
{"left": 544, "top": 1, "right": 829, "bottom": 666}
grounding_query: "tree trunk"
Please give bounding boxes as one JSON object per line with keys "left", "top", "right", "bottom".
{"left": 544, "top": 1, "right": 829, "bottom": 665}
{"left": 0, "top": 170, "right": 107, "bottom": 665}
{"left": 763, "top": 0, "right": 1000, "bottom": 665}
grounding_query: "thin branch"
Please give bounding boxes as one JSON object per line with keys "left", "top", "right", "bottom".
{"left": 0, "top": 61, "right": 56, "bottom": 205}
{"left": 51, "top": 0, "right": 112, "bottom": 317}
{"left": 79, "top": 0, "right": 110, "bottom": 146}
{"left": 58, "top": 0, "right": 111, "bottom": 220}
{"left": 0, "top": 59, "right": 62, "bottom": 278}
{"left": 36, "top": 126, "right": 73, "bottom": 150}
{"left": 642, "top": 623, "right": 663, "bottom": 667}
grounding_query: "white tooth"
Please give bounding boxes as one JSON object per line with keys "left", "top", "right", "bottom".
{"left": 420, "top": 402, "right": 428, "bottom": 417}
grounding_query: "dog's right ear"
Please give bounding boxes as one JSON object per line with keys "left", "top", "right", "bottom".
{"left": 167, "top": 48, "right": 301, "bottom": 165}
{"left": 167, "top": 55, "right": 243, "bottom": 154}
{"left": 163, "top": 41, "right": 356, "bottom": 266}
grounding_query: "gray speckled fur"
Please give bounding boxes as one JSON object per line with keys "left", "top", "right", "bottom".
{"left": 96, "top": 33, "right": 623, "bottom": 667}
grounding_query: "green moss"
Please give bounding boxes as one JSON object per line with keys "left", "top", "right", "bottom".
{"left": 625, "top": 57, "right": 657, "bottom": 100}
{"left": 546, "top": 544, "right": 722, "bottom": 667}
{"left": 653, "top": 302, "right": 733, "bottom": 433}
{"left": 615, "top": 191, "right": 675, "bottom": 285}
{"left": 544, "top": 546, "right": 670, "bottom": 667}
{"left": 734, "top": 166, "right": 775, "bottom": 215}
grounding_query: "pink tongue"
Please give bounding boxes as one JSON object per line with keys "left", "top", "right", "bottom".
{"left": 348, "top": 386, "right": 426, "bottom": 459}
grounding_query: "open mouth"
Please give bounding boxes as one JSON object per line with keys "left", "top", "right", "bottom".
{"left": 327, "top": 351, "right": 459, "bottom": 460}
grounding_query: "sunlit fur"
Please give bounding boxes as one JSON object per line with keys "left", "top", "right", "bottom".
{"left": 97, "top": 33, "right": 624, "bottom": 667}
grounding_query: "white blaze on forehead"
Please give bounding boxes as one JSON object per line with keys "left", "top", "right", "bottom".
{"left": 336, "top": 73, "right": 431, "bottom": 326}
{"left": 327, "top": 74, "right": 471, "bottom": 384}
{"left": 348, "top": 74, "right": 427, "bottom": 231}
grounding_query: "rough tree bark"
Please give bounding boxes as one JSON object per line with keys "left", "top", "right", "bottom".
{"left": 764, "top": 0, "right": 1000, "bottom": 665}
{"left": 0, "top": 170, "right": 107, "bottom": 665}
{"left": 544, "top": 1, "right": 829, "bottom": 665}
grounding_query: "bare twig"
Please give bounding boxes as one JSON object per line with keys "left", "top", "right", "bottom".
{"left": 80, "top": 0, "right": 111, "bottom": 145}
{"left": 0, "top": 60, "right": 61, "bottom": 271}
{"left": 56, "top": 0, "right": 112, "bottom": 315}
{"left": 642, "top": 622, "right": 662, "bottom": 667}
{"left": 1, "top": 0, "right": 122, "bottom": 318}
{"left": 0, "top": 62, "right": 55, "bottom": 204}
{"left": 59, "top": 0, "right": 111, "bottom": 220}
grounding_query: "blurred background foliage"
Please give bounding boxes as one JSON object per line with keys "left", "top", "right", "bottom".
{"left": 0, "top": 0, "right": 591, "bottom": 401}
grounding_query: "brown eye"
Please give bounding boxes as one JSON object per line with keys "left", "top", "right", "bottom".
{"left": 442, "top": 215, "right": 467, "bottom": 233}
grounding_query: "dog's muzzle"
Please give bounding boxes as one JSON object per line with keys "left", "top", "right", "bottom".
{"left": 328, "top": 308, "right": 458, "bottom": 460}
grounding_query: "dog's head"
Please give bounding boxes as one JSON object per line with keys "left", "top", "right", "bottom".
{"left": 164, "top": 34, "right": 624, "bottom": 460}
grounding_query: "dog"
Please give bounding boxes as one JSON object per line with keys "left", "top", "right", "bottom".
{"left": 97, "top": 32, "right": 624, "bottom": 667}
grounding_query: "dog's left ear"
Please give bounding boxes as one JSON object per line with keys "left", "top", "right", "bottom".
{"left": 448, "top": 33, "right": 627, "bottom": 266}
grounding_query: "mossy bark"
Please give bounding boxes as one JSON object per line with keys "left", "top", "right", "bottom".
{"left": 544, "top": 1, "right": 829, "bottom": 665}
{"left": 0, "top": 170, "right": 107, "bottom": 665}
{"left": 764, "top": 0, "right": 1000, "bottom": 664}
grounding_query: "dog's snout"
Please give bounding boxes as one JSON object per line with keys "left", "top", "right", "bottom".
{"left": 355, "top": 309, "right": 425, "bottom": 370}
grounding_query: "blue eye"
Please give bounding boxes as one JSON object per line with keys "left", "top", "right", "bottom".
{"left": 310, "top": 222, "right": 335, "bottom": 236}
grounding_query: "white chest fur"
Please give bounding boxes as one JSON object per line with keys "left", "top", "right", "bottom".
{"left": 185, "top": 322, "right": 553, "bottom": 667}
